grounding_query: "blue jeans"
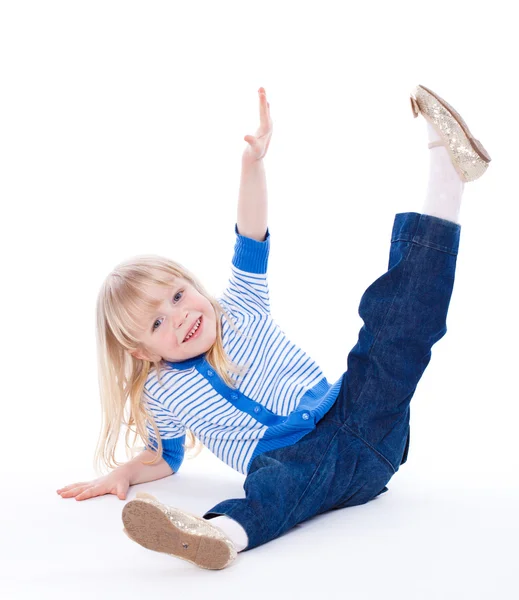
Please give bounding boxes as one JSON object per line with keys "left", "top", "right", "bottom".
{"left": 204, "top": 212, "right": 461, "bottom": 551}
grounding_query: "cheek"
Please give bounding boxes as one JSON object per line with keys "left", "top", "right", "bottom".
{"left": 200, "top": 296, "right": 214, "bottom": 315}
{"left": 206, "top": 305, "right": 217, "bottom": 325}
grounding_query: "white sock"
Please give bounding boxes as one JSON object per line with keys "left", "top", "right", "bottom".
{"left": 208, "top": 515, "right": 249, "bottom": 552}
{"left": 422, "top": 121, "right": 465, "bottom": 224}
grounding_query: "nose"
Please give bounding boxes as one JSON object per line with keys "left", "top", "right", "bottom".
{"left": 175, "top": 311, "right": 189, "bottom": 329}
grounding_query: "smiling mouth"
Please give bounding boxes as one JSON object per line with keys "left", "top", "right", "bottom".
{"left": 183, "top": 316, "right": 202, "bottom": 343}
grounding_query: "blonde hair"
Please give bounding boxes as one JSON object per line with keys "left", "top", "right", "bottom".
{"left": 93, "top": 254, "right": 250, "bottom": 475}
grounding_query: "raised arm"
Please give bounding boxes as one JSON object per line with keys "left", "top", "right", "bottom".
{"left": 238, "top": 87, "right": 273, "bottom": 242}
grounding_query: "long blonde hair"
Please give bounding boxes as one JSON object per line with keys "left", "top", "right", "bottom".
{"left": 93, "top": 254, "right": 250, "bottom": 475}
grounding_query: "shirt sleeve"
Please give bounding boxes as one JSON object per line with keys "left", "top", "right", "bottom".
{"left": 143, "top": 387, "right": 187, "bottom": 473}
{"left": 218, "top": 223, "right": 271, "bottom": 317}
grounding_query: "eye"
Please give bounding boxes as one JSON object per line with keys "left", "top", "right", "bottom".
{"left": 151, "top": 290, "right": 184, "bottom": 332}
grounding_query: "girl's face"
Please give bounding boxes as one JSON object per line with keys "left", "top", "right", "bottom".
{"left": 132, "top": 277, "right": 217, "bottom": 363}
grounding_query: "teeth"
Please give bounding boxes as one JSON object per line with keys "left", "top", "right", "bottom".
{"left": 185, "top": 318, "right": 201, "bottom": 341}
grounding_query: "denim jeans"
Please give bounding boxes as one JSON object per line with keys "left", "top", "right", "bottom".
{"left": 204, "top": 212, "right": 461, "bottom": 551}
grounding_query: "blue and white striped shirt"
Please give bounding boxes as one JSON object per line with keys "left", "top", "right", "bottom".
{"left": 144, "top": 224, "right": 343, "bottom": 475}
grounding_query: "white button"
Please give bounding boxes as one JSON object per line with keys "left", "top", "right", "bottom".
{"left": 254, "top": 406, "right": 261, "bottom": 414}
{"left": 302, "top": 412, "right": 310, "bottom": 420}
{"left": 207, "top": 370, "right": 214, "bottom": 376}
{"left": 231, "top": 393, "right": 238, "bottom": 400}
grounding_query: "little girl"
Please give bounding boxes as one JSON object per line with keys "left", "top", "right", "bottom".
{"left": 57, "top": 85, "right": 491, "bottom": 570}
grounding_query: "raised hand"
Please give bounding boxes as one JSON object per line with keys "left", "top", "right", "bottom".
{"left": 243, "top": 87, "right": 273, "bottom": 161}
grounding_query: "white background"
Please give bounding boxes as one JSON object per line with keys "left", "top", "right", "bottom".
{"left": 1, "top": 1, "right": 518, "bottom": 598}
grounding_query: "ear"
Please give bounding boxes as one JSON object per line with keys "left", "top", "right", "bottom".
{"left": 130, "top": 350, "right": 147, "bottom": 361}
{"left": 131, "top": 348, "right": 160, "bottom": 363}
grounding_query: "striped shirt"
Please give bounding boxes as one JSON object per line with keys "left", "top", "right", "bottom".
{"left": 144, "top": 224, "right": 343, "bottom": 475}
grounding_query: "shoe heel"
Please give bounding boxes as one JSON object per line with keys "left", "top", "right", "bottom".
{"left": 410, "top": 95, "right": 420, "bottom": 119}
{"left": 135, "top": 491, "right": 159, "bottom": 501}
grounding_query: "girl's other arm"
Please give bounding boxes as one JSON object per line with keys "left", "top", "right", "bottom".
{"left": 238, "top": 87, "right": 273, "bottom": 242}
{"left": 122, "top": 449, "right": 174, "bottom": 485}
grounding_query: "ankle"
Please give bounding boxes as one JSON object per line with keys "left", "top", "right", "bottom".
{"left": 426, "top": 121, "right": 442, "bottom": 145}
{"left": 423, "top": 122, "right": 464, "bottom": 224}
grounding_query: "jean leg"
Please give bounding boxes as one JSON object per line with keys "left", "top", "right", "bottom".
{"left": 203, "top": 420, "right": 340, "bottom": 551}
{"left": 334, "top": 212, "right": 460, "bottom": 470}
{"left": 203, "top": 419, "right": 395, "bottom": 551}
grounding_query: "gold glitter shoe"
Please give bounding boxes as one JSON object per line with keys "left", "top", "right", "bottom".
{"left": 410, "top": 84, "right": 491, "bottom": 182}
{"left": 122, "top": 492, "right": 237, "bottom": 570}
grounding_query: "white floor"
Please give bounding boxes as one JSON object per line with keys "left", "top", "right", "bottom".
{"left": 3, "top": 449, "right": 518, "bottom": 600}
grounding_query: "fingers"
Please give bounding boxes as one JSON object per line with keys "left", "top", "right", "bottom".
{"left": 57, "top": 482, "right": 101, "bottom": 500}
{"left": 258, "top": 88, "right": 270, "bottom": 125}
{"left": 58, "top": 483, "right": 124, "bottom": 501}
{"left": 75, "top": 487, "right": 100, "bottom": 501}
{"left": 57, "top": 483, "right": 88, "bottom": 494}
{"left": 58, "top": 485, "right": 89, "bottom": 499}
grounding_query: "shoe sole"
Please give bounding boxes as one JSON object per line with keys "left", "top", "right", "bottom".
{"left": 418, "top": 84, "right": 491, "bottom": 164}
{"left": 122, "top": 499, "right": 234, "bottom": 570}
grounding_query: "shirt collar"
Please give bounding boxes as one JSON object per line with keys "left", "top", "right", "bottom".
{"left": 163, "top": 353, "right": 206, "bottom": 370}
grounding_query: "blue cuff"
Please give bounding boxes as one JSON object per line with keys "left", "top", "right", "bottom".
{"left": 147, "top": 435, "right": 185, "bottom": 473}
{"left": 233, "top": 223, "right": 270, "bottom": 274}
